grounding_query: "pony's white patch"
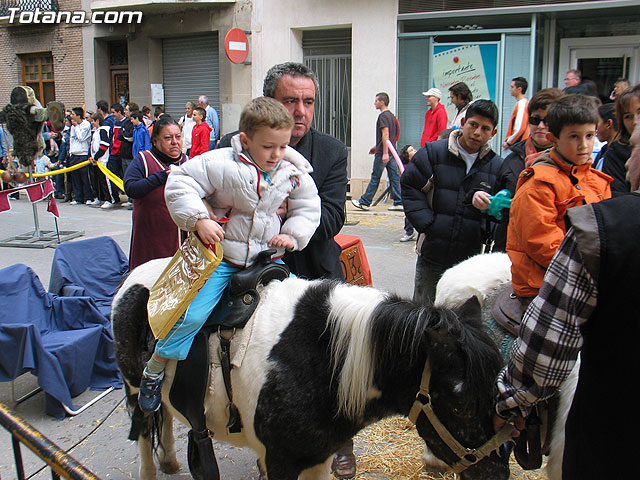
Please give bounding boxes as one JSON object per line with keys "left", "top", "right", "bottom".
{"left": 112, "top": 257, "right": 171, "bottom": 310}
{"left": 434, "top": 253, "right": 511, "bottom": 308}
{"left": 203, "top": 277, "right": 319, "bottom": 455}
{"left": 546, "top": 355, "right": 580, "bottom": 480}
{"left": 299, "top": 455, "right": 333, "bottom": 479}
{"left": 327, "top": 283, "right": 387, "bottom": 420}
{"left": 422, "top": 442, "right": 450, "bottom": 472}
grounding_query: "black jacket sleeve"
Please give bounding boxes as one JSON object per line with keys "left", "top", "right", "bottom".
{"left": 400, "top": 146, "right": 435, "bottom": 233}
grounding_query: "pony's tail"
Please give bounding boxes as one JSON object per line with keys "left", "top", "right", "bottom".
{"left": 111, "top": 284, "right": 155, "bottom": 387}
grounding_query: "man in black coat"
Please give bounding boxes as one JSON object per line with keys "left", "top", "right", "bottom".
{"left": 401, "top": 100, "right": 503, "bottom": 304}
{"left": 219, "top": 62, "right": 348, "bottom": 281}
{"left": 219, "top": 61, "right": 351, "bottom": 478}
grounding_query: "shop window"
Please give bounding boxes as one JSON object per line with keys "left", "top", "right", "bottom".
{"left": 21, "top": 52, "right": 55, "bottom": 105}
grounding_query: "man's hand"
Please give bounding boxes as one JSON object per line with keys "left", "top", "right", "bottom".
{"left": 195, "top": 218, "right": 225, "bottom": 245}
{"left": 276, "top": 199, "right": 288, "bottom": 219}
{"left": 269, "top": 234, "right": 294, "bottom": 250}
{"left": 382, "top": 152, "right": 390, "bottom": 164}
{"left": 368, "top": 146, "right": 376, "bottom": 155}
{"left": 472, "top": 190, "right": 492, "bottom": 210}
{"left": 502, "top": 142, "right": 509, "bottom": 150}
{"left": 493, "top": 413, "right": 525, "bottom": 437}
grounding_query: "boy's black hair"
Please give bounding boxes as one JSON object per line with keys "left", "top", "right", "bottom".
{"left": 512, "top": 77, "right": 528, "bottom": 95}
{"left": 465, "top": 100, "right": 499, "bottom": 127}
{"left": 376, "top": 92, "right": 390, "bottom": 106}
{"left": 96, "top": 100, "right": 109, "bottom": 113}
{"left": 71, "top": 107, "right": 84, "bottom": 118}
{"left": 399, "top": 145, "right": 413, "bottom": 164}
{"left": 545, "top": 94, "right": 599, "bottom": 137}
{"left": 130, "top": 110, "right": 144, "bottom": 122}
{"left": 193, "top": 107, "right": 206, "bottom": 118}
{"left": 598, "top": 103, "right": 618, "bottom": 130}
{"left": 110, "top": 103, "right": 124, "bottom": 114}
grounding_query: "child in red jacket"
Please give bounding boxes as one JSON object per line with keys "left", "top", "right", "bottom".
{"left": 190, "top": 107, "right": 212, "bottom": 157}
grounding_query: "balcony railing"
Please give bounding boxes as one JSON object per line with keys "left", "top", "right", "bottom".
{"left": 0, "top": 0, "right": 60, "bottom": 17}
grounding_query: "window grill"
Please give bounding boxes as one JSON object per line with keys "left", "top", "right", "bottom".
{"left": 0, "top": 0, "right": 60, "bottom": 17}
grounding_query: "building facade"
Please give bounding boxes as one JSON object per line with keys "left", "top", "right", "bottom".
{"left": 2, "top": 0, "right": 638, "bottom": 198}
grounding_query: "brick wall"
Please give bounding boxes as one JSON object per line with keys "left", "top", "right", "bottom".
{"left": 0, "top": 0, "right": 85, "bottom": 109}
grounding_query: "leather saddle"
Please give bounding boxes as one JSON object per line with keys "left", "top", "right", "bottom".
{"left": 491, "top": 283, "right": 525, "bottom": 337}
{"left": 168, "top": 249, "right": 289, "bottom": 480}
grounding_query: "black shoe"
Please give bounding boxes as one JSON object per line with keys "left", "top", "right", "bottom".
{"left": 138, "top": 368, "right": 164, "bottom": 414}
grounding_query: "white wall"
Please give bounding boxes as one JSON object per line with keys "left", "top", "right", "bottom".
{"left": 255, "top": 0, "right": 398, "bottom": 183}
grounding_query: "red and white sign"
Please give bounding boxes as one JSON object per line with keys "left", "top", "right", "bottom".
{"left": 224, "top": 28, "right": 249, "bottom": 64}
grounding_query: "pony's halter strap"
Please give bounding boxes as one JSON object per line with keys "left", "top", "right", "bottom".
{"left": 408, "top": 358, "right": 516, "bottom": 474}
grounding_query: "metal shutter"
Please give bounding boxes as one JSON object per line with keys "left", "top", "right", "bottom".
{"left": 162, "top": 34, "right": 220, "bottom": 120}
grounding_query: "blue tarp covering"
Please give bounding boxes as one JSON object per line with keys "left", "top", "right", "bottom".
{"left": 49, "top": 236, "right": 130, "bottom": 320}
{"left": 0, "top": 260, "right": 123, "bottom": 418}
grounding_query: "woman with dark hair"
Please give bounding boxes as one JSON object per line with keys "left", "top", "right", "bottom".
{"left": 124, "top": 115, "right": 188, "bottom": 270}
{"left": 602, "top": 88, "right": 637, "bottom": 193}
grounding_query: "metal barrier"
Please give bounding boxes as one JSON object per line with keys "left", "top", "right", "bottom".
{"left": 0, "top": 403, "right": 101, "bottom": 480}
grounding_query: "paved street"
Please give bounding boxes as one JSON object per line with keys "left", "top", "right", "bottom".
{"left": 0, "top": 194, "right": 417, "bottom": 480}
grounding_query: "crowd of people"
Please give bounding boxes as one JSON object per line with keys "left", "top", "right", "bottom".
{"left": 0, "top": 96, "right": 220, "bottom": 210}
{"left": 1, "top": 61, "right": 639, "bottom": 479}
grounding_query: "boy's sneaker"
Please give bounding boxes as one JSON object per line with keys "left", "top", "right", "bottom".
{"left": 138, "top": 368, "right": 164, "bottom": 414}
{"left": 388, "top": 204, "right": 404, "bottom": 211}
{"left": 100, "top": 201, "right": 115, "bottom": 209}
{"left": 351, "top": 199, "right": 370, "bottom": 211}
{"left": 400, "top": 232, "right": 417, "bottom": 242}
{"left": 121, "top": 201, "right": 132, "bottom": 208}
{"left": 69, "top": 200, "right": 79, "bottom": 205}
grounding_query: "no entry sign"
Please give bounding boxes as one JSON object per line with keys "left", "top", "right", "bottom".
{"left": 224, "top": 28, "right": 249, "bottom": 64}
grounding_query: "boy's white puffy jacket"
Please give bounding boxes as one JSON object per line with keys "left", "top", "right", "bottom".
{"left": 164, "top": 134, "right": 321, "bottom": 268}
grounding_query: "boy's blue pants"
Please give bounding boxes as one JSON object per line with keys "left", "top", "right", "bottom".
{"left": 155, "top": 259, "right": 289, "bottom": 361}
{"left": 155, "top": 261, "right": 240, "bottom": 360}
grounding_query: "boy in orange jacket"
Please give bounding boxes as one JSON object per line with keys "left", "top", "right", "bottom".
{"left": 506, "top": 94, "right": 612, "bottom": 301}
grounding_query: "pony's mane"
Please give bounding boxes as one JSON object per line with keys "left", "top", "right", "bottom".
{"left": 326, "top": 283, "right": 387, "bottom": 420}
{"left": 327, "top": 285, "right": 501, "bottom": 420}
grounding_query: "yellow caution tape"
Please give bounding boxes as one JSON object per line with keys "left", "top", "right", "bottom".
{"left": 1, "top": 161, "right": 124, "bottom": 192}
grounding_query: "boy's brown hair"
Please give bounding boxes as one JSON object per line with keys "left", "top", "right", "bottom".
{"left": 239, "top": 97, "right": 294, "bottom": 138}
{"left": 545, "top": 94, "right": 599, "bottom": 137}
{"left": 90, "top": 112, "right": 104, "bottom": 126}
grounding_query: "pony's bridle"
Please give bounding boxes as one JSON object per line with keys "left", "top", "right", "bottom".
{"left": 408, "top": 357, "right": 516, "bottom": 474}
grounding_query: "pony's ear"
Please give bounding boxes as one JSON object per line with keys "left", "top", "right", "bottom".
{"left": 455, "top": 296, "right": 482, "bottom": 327}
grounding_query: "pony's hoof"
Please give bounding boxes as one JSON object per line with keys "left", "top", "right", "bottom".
{"left": 160, "top": 459, "right": 181, "bottom": 474}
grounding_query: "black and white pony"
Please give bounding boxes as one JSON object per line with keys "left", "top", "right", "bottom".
{"left": 434, "top": 252, "right": 579, "bottom": 480}
{"left": 111, "top": 257, "right": 512, "bottom": 480}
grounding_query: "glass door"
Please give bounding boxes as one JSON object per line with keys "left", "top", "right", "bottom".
{"left": 558, "top": 35, "right": 640, "bottom": 99}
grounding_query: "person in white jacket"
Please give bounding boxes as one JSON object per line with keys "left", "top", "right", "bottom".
{"left": 138, "top": 97, "right": 321, "bottom": 413}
